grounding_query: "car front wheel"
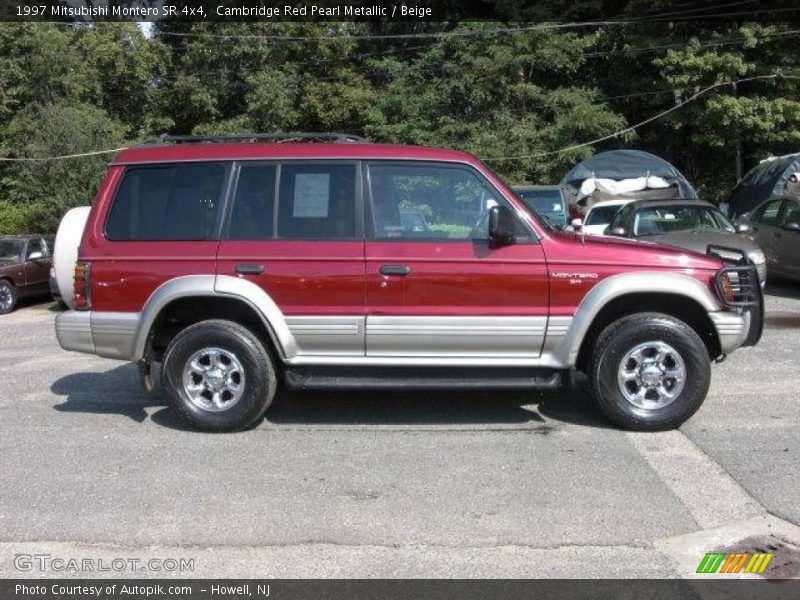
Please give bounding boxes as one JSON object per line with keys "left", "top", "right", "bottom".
{"left": 587, "top": 313, "right": 711, "bottom": 431}
{"left": 161, "top": 319, "right": 276, "bottom": 432}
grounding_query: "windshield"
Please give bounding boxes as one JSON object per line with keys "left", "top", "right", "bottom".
{"left": 515, "top": 189, "right": 566, "bottom": 225}
{"left": 631, "top": 206, "right": 736, "bottom": 236}
{"left": 585, "top": 204, "right": 625, "bottom": 226}
{"left": 0, "top": 240, "right": 24, "bottom": 262}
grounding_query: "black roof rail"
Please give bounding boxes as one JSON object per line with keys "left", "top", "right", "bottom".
{"left": 147, "top": 132, "right": 369, "bottom": 145}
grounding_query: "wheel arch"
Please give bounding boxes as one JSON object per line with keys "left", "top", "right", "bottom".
{"left": 133, "top": 275, "right": 296, "bottom": 363}
{"left": 561, "top": 272, "right": 723, "bottom": 372}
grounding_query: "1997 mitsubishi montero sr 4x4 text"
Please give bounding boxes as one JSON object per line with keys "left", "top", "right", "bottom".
{"left": 54, "top": 134, "right": 763, "bottom": 432}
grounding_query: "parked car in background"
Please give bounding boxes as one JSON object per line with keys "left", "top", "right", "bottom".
{"left": 605, "top": 200, "right": 767, "bottom": 284}
{"left": 0, "top": 235, "right": 53, "bottom": 314}
{"left": 573, "top": 199, "right": 634, "bottom": 236}
{"left": 736, "top": 196, "right": 800, "bottom": 282}
{"left": 513, "top": 185, "right": 569, "bottom": 228}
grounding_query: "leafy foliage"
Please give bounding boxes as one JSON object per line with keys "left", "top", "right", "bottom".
{"left": 1, "top": 16, "right": 799, "bottom": 233}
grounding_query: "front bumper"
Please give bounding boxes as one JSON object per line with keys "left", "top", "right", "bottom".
{"left": 709, "top": 309, "right": 752, "bottom": 354}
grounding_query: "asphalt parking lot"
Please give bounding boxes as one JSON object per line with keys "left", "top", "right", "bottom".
{"left": 0, "top": 284, "right": 798, "bottom": 580}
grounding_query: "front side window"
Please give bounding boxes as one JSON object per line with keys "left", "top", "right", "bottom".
{"left": 780, "top": 199, "right": 800, "bottom": 226}
{"left": 106, "top": 163, "right": 227, "bottom": 241}
{"left": 369, "top": 163, "right": 516, "bottom": 241}
{"left": 754, "top": 199, "right": 783, "bottom": 227}
{"left": 277, "top": 164, "right": 356, "bottom": 240}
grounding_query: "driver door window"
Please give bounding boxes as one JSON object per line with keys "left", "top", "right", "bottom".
{"left": 368, "top": 164, "right": 524, "bottom": 241}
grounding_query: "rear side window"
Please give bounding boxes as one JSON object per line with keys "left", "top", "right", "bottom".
{"left": 277, "top": 164, "right": 356, "bottom": 239}
{"left": 227, "top": 164, "right": 277, "bottom": 240}
{"left": 106, "top": 163, "right": 227, "bottom": 240}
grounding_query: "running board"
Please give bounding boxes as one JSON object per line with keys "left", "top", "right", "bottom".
{"left": 283, "top": 367, "right": 563, "bottom": 391}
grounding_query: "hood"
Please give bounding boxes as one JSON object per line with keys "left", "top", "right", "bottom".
{"left": 545, "top": 229, "right": 723, "bottom": 271}
{"left": 640, "top": 229, "right": 760, "bottom": 257}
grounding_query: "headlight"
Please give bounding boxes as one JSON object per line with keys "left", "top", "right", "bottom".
{"left": 747, "top": 250, "right": 765, "bottom": 265}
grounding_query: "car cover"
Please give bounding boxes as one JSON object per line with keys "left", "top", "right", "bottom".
{"left": 727, "top": 152, "right": 800, "bottom": 218}
{"left": 560, "top": 149, "right": 698, "bottom": 207}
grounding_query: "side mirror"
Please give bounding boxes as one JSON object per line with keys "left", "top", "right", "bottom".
{"left": 607, "top": 226, "right": 627, "bottom": 237}
{"left": 488, "top": 205, "right": 515, "bottom": 244}
{"left": 570, "top": 217, "right": 583, "bottom": 231}
{"left": 783, "top": 222, "right": 800, "bottom": 232}
{"left": 735, "top": 223, "right": 751, "bottom": 233}
{"left": 27, "top": 251, "right": 44, "bottom": 260}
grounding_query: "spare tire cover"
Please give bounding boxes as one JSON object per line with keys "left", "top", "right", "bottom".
{"left": 53, "top": 206, "right": 91, "bottom": 310}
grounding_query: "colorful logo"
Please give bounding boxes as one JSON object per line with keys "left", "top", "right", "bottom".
{"left": 696, "top": 552, "right": 773, "bottom": 574}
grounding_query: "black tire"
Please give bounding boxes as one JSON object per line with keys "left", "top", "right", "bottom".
{"left": 587, "top": 312, "right": 711, "bottom": 431}
{"left": 161, "top": 319, "right": 276, "bottom": 432}
{"left": 0, "top": 279, "right": 18, "bottom": 315}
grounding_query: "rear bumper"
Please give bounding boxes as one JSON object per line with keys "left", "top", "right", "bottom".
{"left": 55, "top": 311, "right": 95, "bottom": 354}
{"left": 55, "top": 310, "right": 140, "bottom": 360}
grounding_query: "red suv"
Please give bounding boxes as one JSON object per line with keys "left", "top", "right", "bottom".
{"left": 54, "top": 134, "right": 762, "bottom": 432}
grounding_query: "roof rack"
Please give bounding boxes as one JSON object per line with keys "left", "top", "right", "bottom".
{"left": 149, "top": 132, "right": 369, "bottom": 145}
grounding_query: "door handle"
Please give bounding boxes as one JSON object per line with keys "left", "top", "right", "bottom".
{"left": 234, "top": 263, "right": 265, "bottom": 275}
{"left": 379, "top": 265, "right": 411, "bottom": 276}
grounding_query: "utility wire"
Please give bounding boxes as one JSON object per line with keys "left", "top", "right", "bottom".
{"left": 480, "top": 74, "right": 800, "bottom": 162}
{"left": 1, "top": 74, "right": 797, "bottom": 162}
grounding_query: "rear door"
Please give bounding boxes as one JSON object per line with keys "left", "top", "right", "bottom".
{"left": 364, "top": 161, "right": 548, "bottom": 360}
{"left": 216, "top": 161, "right": 365, "bottom": 357}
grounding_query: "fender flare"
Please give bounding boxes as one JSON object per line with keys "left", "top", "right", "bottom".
{"left": 132, "top": 274, "right": 298, "bottom": 361}
{"left": 554, "top": 271, "right": 722, "bottom": 366}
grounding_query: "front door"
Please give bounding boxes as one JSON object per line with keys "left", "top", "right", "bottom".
{"left": 23, "top": 237, "right": 50, "bottom": 294}
{"left": 364, "top": 161, "right": 549, "bottom": 360}
{"left": 747, "top": 198, "right": 784, "bottom": 268}
{"left": 216, "top": 161, "right": 365, "bottom": 358}
{"left": 775, "top": 198, "right": 800, "bottom": 279}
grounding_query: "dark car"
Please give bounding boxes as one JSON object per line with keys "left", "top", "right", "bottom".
{"left": 606, "top": 200, "right": 767, "bottom": 284}
{"left": 736, "top": 196, "right": 800, "bottom": 282}
{"left": 513, "top": 185, "right": 569, "bottom": 228}
{"left": 0, "top": 235, "right": 54, "bottom": 314}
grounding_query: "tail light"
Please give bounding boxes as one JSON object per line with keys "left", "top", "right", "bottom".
{"left": 73, "top": 261, "right": 91, "bottom": 310}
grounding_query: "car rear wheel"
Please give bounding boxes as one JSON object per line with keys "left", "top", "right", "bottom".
{"left": 587, "top": 313, "right": 711, "bottom": 431}
{"left": 162, "top": 319, "right": 276, "bottom": 432}
{"left": 0, "top": 280, "right": 17, "bottom": 315}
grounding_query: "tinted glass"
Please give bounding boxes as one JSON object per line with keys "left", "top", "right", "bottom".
{"left": 586, "top": 204, "right": 625, "bottom": 226}
{"left": 106, "top": 164, "right": 227, "bottom": 241}
{"left": 516, "top": 189, "right": 566, "bottom": 224}
{"left": 227, "top": 165, "right": 277, "bottom": 240}
{"left": 370, "top": 164, "right": 512, "bottom": 240}
{"left": 277, "top": 164, "right": 356, "bottom": 239}
{"left": 27, "top": 239, "right": 43, "bottom": 257}
{"left": 754, "top": 199, "right": 782, "bottom": 226}
{"left": 780, "top": 200, "right": 800, "bottom": 226}
{"left": 632, "top": 206, "right": 734, "bottom": 236}
{"left": 44, "top": 237, "right": 55, "bottom": 254}
{"left": 0, "top": 241, "right": 23, "bottom": 261}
